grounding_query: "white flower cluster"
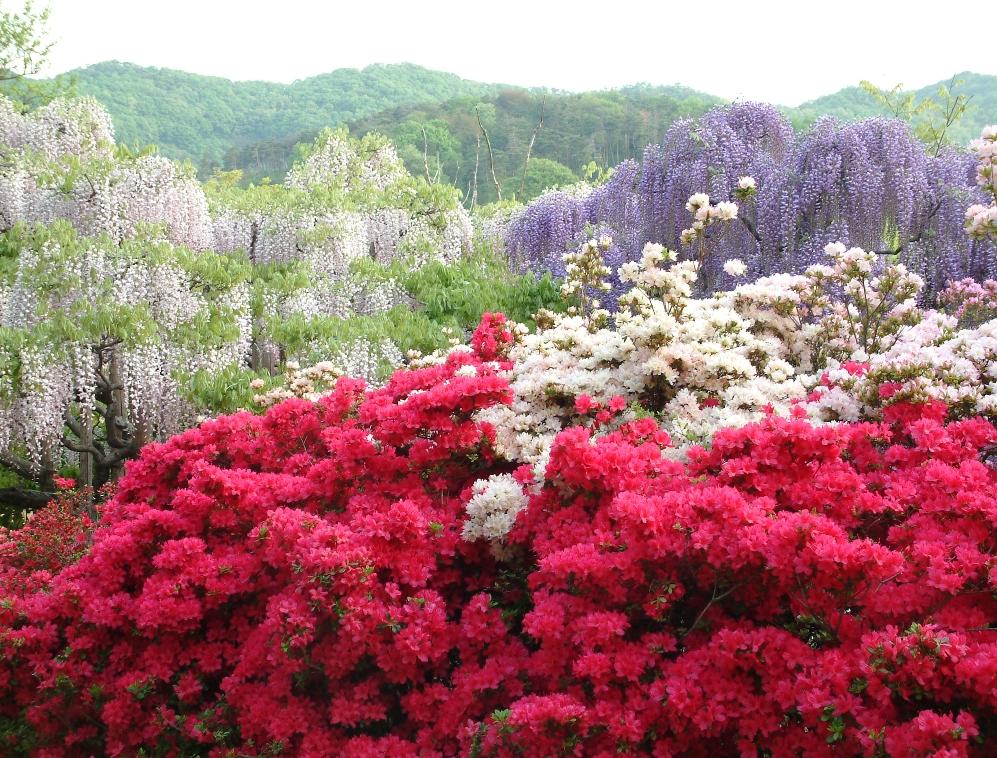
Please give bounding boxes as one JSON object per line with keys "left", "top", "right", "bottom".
{"left": 809, "top": 313, "right": 997, "bottom": 421}
{"left": 680, "top": 192, "right": 738, "bottom": 247}
{"left": 967, "top": 204, "right": 997, "bottom": 241}
{"left": 734, "top": 176, "right": 757, "bottom": 202}
{"left": 723, "top": 242, "right": 923, "bottom": 369}
{"left": 972, "top": 125, "right": 996, "bottom": 194}
{"left": 250, "top": 336, "right": 406, "bottom": 409}
{"left": 475, "top": 241, "right": 808, "bottom": 471}
{"left": 251, "top": 360, "right": 344, "bottom": 408}
{"left": 966, "top": 125, "right": 997, "bottom": 241}
{"left": 560, "top": 236, "right": 613, "bottom": 319}
{"left": 465, "top": 238, "right": 997, "bottom": 542}
{"left": 461, "top": 473, "right": 530, "bottom": 542}
{"left": 723, "top": 258, "right": 747, "bottom": 277}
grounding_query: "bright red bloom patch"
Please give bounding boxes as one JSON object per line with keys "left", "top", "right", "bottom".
{"left": 1, "top": 316, "right": 995, "bottom": 756}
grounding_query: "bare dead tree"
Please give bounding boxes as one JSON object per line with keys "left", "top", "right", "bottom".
{"left": 470, "top": 130, "right": 481, "bottom": 210}
{"left": 452, "top": 156, "right": 464, "bottom": 203}
{"left": 476, "top": 106, "right": 501, "bottom": 202}
{"left": 421, "top": 124, "right": 433, "bottom": 183}
{"left": 519, "top": 95, "right": 547, "bottom": 199}
{"left": 432, "top": 152, "right": 442, "bottom": 184}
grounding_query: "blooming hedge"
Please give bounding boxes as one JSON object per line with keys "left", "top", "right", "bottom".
{"left": 1, "top": 315, "right": 995, "bottom": 756}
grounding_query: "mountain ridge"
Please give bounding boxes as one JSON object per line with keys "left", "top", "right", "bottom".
{"left": 25, "top": 62, "right": 997, "bottom": 202}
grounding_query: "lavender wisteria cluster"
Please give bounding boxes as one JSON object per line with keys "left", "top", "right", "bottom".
{"left": 505, "top": 103, "right": 997, "bottom": 300}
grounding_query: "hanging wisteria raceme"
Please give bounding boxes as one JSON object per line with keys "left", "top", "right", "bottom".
{"left": 285, "top": 128, "right": 407, "bottom": 194}
{"left": 0, "top": 223, "right": 252, "bottom": 488}
{"left": 505, "top": 183, "right": 593, "bottom": 276}
{"left": 0, "top": 95, "right": 213, "bottom": 248}
{"left": 209, "top": 127, "right": 473, "bottom": 349}
{"left": 282, "top": 128, "right": 472, "bottom": 266}
{"left": 0, "top": 96, "right": 114, "bottom": 162}
{"left": 505, "top": 103, "right": 997, "bottom": 300}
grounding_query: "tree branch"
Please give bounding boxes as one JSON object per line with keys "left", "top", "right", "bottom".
{"left": 0, "top": 451, "right": 42, "bottom": 482}
{"left": 61, "top": 435, "right": 106, "bottom": 462}
{"left": 519, "top": 95, "right": 546, "bottom": 199}
{"left": 0, "top": 488, "right": 53, "bottom": 510}
{"left": 681, "top": 580, "right": 740, "bottom": 638}
{"left": 475, "top": 106, "right": 501, "bottom": 202}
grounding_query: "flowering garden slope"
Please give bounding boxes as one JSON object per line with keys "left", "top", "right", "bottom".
{"left": 1, "top": 317, "right": 996, "bottom": 757}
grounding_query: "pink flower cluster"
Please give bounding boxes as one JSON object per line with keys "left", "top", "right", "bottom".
{"left": 1, "top": 316, "right": 996, "bottom": 756}
{"left": 940, "top": 278, "right": 997, "bottom": 325}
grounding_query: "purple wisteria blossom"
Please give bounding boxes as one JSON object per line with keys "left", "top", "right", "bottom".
{"left": 505, "top": 102, "right": 997, "bottom": 300}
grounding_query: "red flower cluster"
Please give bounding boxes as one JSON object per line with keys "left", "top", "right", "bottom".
{"left": 475, "top": 412, "right": 997, "bottom": 755}
{"left": 1, "top": 352, "right": 518, "bottom": 756}
{"left": 1, "top": 315, "right": 995, "bottom": 756}
{"left": 52, "top": 476, "right": 77, "bottom": 491}
{"left": 1, "top": 488, "right": 96, "bottom": 741}
{"left": 469, "top": 311, "right": 516, "bottom": 362}
{"left": 574, "top": 394, "right": 627, "bottom": 426}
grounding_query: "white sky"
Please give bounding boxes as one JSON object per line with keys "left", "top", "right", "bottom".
{"left": 38, "top": 0, "right": 996, "bottom": 106}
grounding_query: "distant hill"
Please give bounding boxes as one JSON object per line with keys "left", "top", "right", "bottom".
{"left": 29, "top": 62, "right": 996, "bottom": 202}
{"left": 786, "top": 71, "right": 997, "bottom": 144}
{"left": 59, "top": 61, "right": 505, "bottom": 166}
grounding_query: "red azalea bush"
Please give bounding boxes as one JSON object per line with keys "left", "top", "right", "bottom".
{"left": 0, "top": 314, "right": 995, "bottom": 756}
{"left": 471, "top": 411, "right": 997, "bottom": 756}
{"left": 1, "top": 488, "right": 98, "bottom": 749}
{"left": 1, "top": 346, "right": 522, "bottom": 757}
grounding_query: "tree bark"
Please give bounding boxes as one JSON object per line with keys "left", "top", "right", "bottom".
{"left": 0, "top": 488, "right": 52, "bottom": 509}
{"left": 470, "top": 132, "right": 481, "bottom": 210}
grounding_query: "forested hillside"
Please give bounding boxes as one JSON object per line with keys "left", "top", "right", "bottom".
{"left": 220, "top": 72, "right": 997, "bottom": 201}
{"left": 29, "top": 61, "right": 997, "bottom": 203}
{"left": 224, "top": 85, "right": 723, "bottom": 201}
{"left": 786, "top": 71, "right": 997, "bottom": 143}
{"left": 59, "top": 61, "right": 504, "bottom": 166}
